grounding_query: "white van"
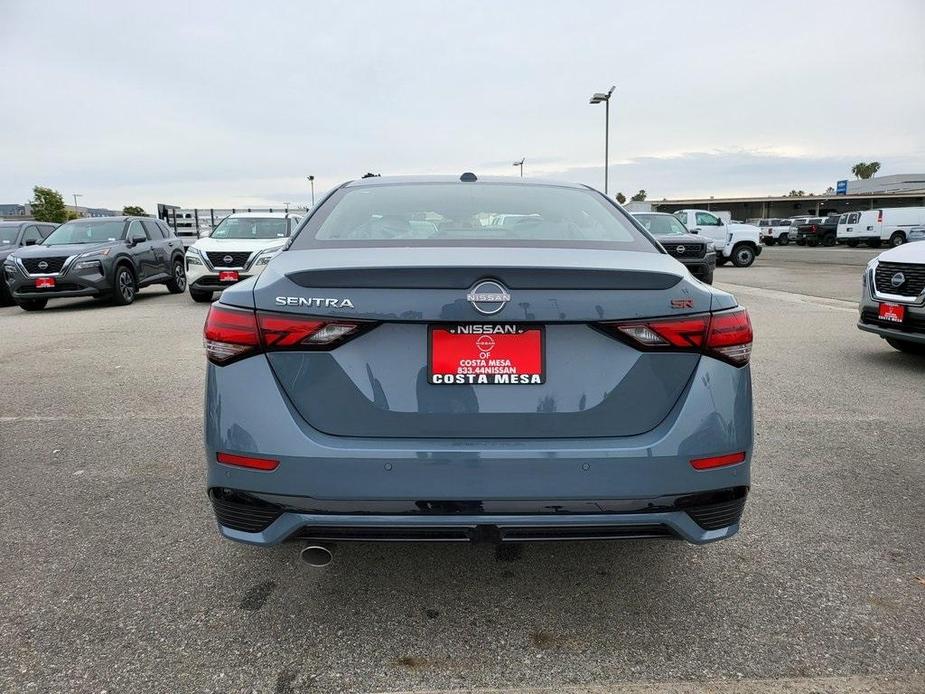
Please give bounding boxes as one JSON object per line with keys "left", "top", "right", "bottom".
{"left": 837, "top": 207, "right": 925, "bottom": 248}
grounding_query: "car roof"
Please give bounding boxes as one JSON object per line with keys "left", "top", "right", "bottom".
{"left": 343, "top": 174, "right": 588, "bottom": 190}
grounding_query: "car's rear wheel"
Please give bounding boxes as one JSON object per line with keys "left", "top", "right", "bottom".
{"left": 111, "top": 265, "right": 137, "bottom": 306}
{"left": 778, "top": 234, "right": 789, "bottom": 246}
{"left": 889, "top": 231, "right": 906, "bottom": 247}
{"left": 166, "top": 259, "right": 187, "bottom": 293}
{"left": 822, "top": 233, "right": 836, "bottom": 247}
{"left": 763, "top": 238, "right": 776, "bottom": 246}
{"left": 731, "top": 243, "right": 757, "bottom": 267}
{"left": 716, "top": 257, "right": 728, "bottom": 266}
{"left": 846, "top": 240, "right": 859, "bottom": 247}
{"left": 807, "top": 239, "right": 818, "bottom": 247}
{"left": 17, "top": 298, "right": 47, "bottom": 311}
{"left": 190, "top": 288, "right": 213, "bottom": 303}
{"left": 886, "top": 338, "right": 925, "bottom": 355}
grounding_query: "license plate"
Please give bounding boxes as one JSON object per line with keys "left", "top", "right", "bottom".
{"left": 218, "top": 270, "right": 239, "bottom": 282}
{"left": 879, "top": 303, "right": 905, "bottom": 323}
{"left": 429, "top": 324, "right": 544, "bottom": 385}
{"left": 35, "top": 277, "right": 55, "bottom": 289}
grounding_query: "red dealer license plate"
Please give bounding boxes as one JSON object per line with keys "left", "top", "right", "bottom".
{"left": 218, "top": 271, "right": 239, "bottom": 282}
{"left": 429, "top": 324, "right": 544, "bottom": 385}
{"left": 35, "top": 277, "right": 55, "bottom": 289}
{"left": 879, "top": 302, "right": 905, "bottom": 323}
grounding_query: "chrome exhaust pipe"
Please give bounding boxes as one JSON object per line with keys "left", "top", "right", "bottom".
{"left": 300, "top": 544, "right": 333, "bottom": 568}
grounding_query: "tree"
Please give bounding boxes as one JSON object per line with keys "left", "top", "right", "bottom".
{"left": 122, "top": 205, "right": 146, "bottom": 216}
{"left": 615, "top": 192, "right": 626, "bottom": 204}
{"left": 787, "top": 190, "right": 806, "bottom": 197}
{"left": 851, "top": 162, "right": 881, "bottom": 180}
{"left": 630, "top": 189, "right": 647, "bottom": 202}
{"left": 30, "top": 186, "right": 69, "bottom": 223}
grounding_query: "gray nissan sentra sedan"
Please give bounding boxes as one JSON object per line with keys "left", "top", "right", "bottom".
{"left": 203, "top": 174, "right": 753, "bottom": 564}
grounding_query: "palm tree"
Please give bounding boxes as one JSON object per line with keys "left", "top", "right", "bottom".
{"left": 851, "top": 162, "right": 881, "bottom": 180}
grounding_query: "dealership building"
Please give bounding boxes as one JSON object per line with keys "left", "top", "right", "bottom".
{"left": 644, "top": 173, "right": 925, "bottom": 220}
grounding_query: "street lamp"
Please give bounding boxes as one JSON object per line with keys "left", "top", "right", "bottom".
{"left": 589, "top": 86, "right": 615, "bottom": 195}
{"left": 306, "top": 176, "right": 315, "bottom": 207}
{"left": 72, "top": 193, "right": 82, "bottom": 210}
{"left": 513, "top": 158, "right": 524, "bottom": 177}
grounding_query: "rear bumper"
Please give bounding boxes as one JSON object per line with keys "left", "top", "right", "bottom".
{"left": 205, "top": 354, "right": 754, "bottom": 546}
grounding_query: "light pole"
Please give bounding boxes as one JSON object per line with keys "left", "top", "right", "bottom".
{"left": 72, "top": 193, "right": 82, "bottom": 211}
{"left": 589, "top": 86, "right": 615, "bottom": 195}
{"left": 513, "top": 158, "right": 524, "bottom": 177}
{"left": 307, "top": 176, "right": 315, "bottom": 207}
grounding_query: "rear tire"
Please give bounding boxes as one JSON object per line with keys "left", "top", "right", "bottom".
{"left": 165, "top": 259, "right": 187, "bottom": 293}
{"left": 701, "top": 269, "right": 714, "bottom": 285}
{"left": 889, "top": 231, "right": 906, "bottom": 247}
{"left": 111, "top": 265, "right": 137, "bottom": 306}
{"left": 763, "top": 238, "right": 776, "bottom": 247}
{"left": 886, "top": 338, "right": 925, "bottom": 355}
{"left": 822, "top": 233, "right": 836, "bottom": 247}
{"left": 778, "top": 234, "right": 789, "bottom": 246}
{"left": 190, "top": 288, "right": 213, "bottom": 303}
{"left": 731, "top": 243, "right": 757, "bottom": 268}
{"left": 847, "top": 240, "right": 859, "bottom": 247}
{"left": 17, "top": 298, "right": 47, "bottom": 311}
{"left": 716, "top": 257, "right": 728, "bottom": 266}
{"left": 807, "top": 239, "right": 818, "bottom": 247}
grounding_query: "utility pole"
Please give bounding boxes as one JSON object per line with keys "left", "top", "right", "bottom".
{"left": 72, "top": 193, "right": 82, "bottom": 212}
{"left": 513, "top": 158, "right": 524, "bottom": 177}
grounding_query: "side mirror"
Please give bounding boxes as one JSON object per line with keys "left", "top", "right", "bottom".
{"left": 24, "top": 239, "right": 37, "bottom": 246}
{"left": 129, "top": 233, "right": 147, "bottom": 246}
{"left": 689, "top": 229, "right": 698, "bottom": 234}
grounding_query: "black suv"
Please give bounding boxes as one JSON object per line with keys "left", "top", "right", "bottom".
{"left": 0, "top": 221, "right": 59, "bottom": 305}
{"left": 3, "top": 216, "right": 187, "bottom": 311}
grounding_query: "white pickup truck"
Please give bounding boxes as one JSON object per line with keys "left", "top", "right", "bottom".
{"left": 672, "top": 209, "right": 762, "bottom": 267}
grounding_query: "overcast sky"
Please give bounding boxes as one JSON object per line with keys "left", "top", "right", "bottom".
{"left": 2, "top": 0, "right": 924, "bottom": 211}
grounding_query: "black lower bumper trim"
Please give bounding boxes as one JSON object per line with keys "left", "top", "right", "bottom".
{"left": 209, "top": 486, "right": 749, "bottom": 538}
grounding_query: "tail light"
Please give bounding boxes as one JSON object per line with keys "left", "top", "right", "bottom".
{"left": 204, "top": 304, "right": 372, "bottom": 365}
{"left": 810, "top": 224, "right": 817, "bottom": 232}
{"left": 599, "top": 307, "right": 753, "bottom": 366}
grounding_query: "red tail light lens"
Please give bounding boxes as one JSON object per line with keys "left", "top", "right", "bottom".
{"left": 216, "top": 452, "right": 279, "bottom": 471}
{"left": 602, "top": 308, "right": 752, "bottom": 366}
{"left": 204, "top": 304, "right": 371, "bottom": 365}
{"left": 204, "top": 305, "right": 260, "bottom": 364}
{"left": 690, "top": 451, "right": 746, "bottom": 470}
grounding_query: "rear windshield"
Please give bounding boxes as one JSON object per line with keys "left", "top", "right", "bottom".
{"left": 211, "top": 217, "right": 289, "bottom": 240}
{"left": 291, "top": 183, "right": 656, "bottom": 252}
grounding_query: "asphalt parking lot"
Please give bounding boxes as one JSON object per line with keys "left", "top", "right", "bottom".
{"left": 1, "top": 245, "right": 923, "bottom": 694}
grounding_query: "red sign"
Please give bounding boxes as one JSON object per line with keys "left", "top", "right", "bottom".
{"left": 878, "top": 303, "right": 905, "bottom": 323}
{"left": 35, "top": 277, "right": 56, "bottom": 289}
{"left": 218, "top": 271, "right": 240, "bottom": 283}
{"left": 429, "top": 324, "right": 544, "bottom": 385}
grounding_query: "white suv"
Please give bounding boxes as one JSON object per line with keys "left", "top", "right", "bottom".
{"left": 185, "top": 212, "right": 301, "bottom": 302}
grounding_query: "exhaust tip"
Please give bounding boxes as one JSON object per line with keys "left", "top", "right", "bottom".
{"left": 300, "top": 544, "right": 333, "bottom": 568}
